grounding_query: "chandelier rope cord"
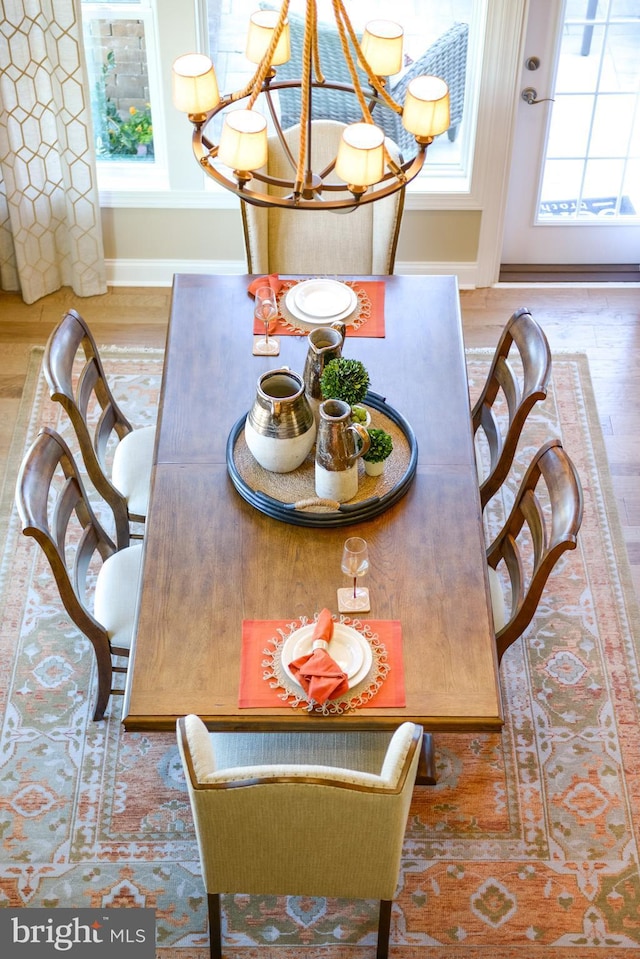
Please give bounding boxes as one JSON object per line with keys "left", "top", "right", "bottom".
{"left": 232, "top": 0, "right": 291, "bottom": 107}
{"left": 331, "top": 0, "right": 405, "bottom": 178}
{"left": 296, "top": 0, "right": 315, "bottom": 191}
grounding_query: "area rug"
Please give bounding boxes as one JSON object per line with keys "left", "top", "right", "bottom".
{"left": 1, "top": 346, "right": 640, "bottom": 957}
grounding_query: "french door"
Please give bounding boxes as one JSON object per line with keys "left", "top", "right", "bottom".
{"left": 501, "top": 0, "right": 640, "bottom": 267}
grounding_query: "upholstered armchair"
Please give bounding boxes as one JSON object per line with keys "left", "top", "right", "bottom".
{"left": 177, "top": 715, "right": 423, "bottom": 959}
{"left": 240, "top": 120, "right": 405, "bottom": 274}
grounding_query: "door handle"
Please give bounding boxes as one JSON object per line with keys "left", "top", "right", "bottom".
{"left": 521, "top": 87, "right": 555, "bottom": 105}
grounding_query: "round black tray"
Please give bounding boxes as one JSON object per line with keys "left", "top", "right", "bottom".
{"left": 226, "top": 391, "right": 418, "bottom": 528}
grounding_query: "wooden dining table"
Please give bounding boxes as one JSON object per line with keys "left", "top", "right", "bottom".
{"left": 123, "top": 273, "right": 503, "bottom": 778}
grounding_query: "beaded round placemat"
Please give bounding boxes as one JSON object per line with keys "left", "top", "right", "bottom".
{"left": 261, "top": 615, "right": 390, "bottom": 715}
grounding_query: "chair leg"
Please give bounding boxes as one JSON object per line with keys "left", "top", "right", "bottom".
{"left": 207, "top": 892, "right": 222, "bottom": 959}
{"left": 416, "top": 733, "right": 437, "bottom": 785}
{"left": 377, "top": 900, "right": 392, "bottom": 959}
{"left": 91, "top": 664, "right": 111, "bottom": 722}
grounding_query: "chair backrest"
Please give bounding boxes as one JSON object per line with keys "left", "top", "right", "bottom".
{"left": 240, "top": 120, "right": 404, "bottom": 274}
{"left": 487, "top": 439, "right": 584, "bottom": 664}
{"left": 15, "top": 426, "right": 120, "bottom": 719}
{"left": 472, "top": 308, "right": 552, "bottom": 509}
{"left": 177, "top": 713, "right": 422, "bottom": 900}
{"left": 274, "top": 8, "right": 469, "bottom": 152}
{"left": 43, "top": 309, "right": 133, "bottom": 549}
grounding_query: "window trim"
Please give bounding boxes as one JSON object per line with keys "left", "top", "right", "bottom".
{"left": 88, "top": 0, "right": 487, "bottom": 209}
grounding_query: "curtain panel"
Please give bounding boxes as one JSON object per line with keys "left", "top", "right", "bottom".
{"left": 0, "top": 0, "right": 106, "bottom": 304}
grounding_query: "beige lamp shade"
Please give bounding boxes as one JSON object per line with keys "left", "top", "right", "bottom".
{"left": 172, "top": 54, "right": 220, "bottom": 115}
{"left": 335, "top": 123, "right": 385, "bottom": 187}
{"left": 360, "top": 20, "right": 403, "bottom": 76}
{"left": 218, "top": 110, "right": 268, "bottom": 171}
{"left": 402, "top": 75, "right": 450, "bottom": 139}
{"left": 246, "top": 9, "right": 291, "bottom": 65}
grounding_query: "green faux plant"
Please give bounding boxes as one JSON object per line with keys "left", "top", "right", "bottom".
{"left": 320, "top": 358, "right": 370, "bottom": 407}
{"left": 363, "top": 427, "right": 393, "bottom": 463}
{"left": 94, "top": 51, "right": 155, "bottom": 158}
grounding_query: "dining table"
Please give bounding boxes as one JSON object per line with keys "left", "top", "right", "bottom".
{"left": 122, "top": 272, "right": 503, "bottom": 782}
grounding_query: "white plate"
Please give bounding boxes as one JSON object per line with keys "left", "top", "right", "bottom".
{"left": 294, "top": 279, "right": 355, "bottom": 317}
{"left": 285, "top": 280, "right": 357, "bottom": 326}
{"left": 281, "top": 622, "right": 373, "bottom": 694}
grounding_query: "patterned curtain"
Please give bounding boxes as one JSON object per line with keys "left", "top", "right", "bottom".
{"left": 0, "top": 0, "right": 106, "bottom": 304}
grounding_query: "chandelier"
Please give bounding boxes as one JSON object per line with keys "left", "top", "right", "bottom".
{"left": 172, "top": 0, "right": 450, "bottom": 211}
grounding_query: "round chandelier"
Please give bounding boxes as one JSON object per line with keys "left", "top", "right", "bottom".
{"left": 172, "top": 0, "right": 451, "bottom": 211}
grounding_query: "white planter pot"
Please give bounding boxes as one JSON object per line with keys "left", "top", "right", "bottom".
{"left": 364, "top": 459, "right": 385, "bottom": 476}
{"left": 351, "top": 406, "right": 371, "bottom": 428}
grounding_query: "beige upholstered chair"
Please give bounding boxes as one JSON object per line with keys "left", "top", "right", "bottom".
{"left": 487, "top": 439, "right": 583, "bottom": 664}
{"left": 15, "top": 427, "right": 142, "bottom": 721}
{"left": 43, "top": 309, "right": 155, "bottom": 550}
{"left": 472, "top": 308, "right": 552, "bottom": 510}
{"left": 177, "top": 714, "right": 423, "bottom": 959}
{"left": 240, "top": 120, "right": 405, "bottom": 275}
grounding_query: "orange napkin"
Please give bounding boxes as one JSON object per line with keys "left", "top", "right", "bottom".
{"left": 288, "top": 608, "right": 350, "bottom": 705}
{"left": 247, "top": 274, "right": 283, "bottom": 297}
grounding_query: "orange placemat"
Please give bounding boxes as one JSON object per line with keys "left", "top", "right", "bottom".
{"left": 252, "top": 280, "right": 386, "bottom": 337}
{"left": 239, "top": 616, "right": 405, "bottom": 711}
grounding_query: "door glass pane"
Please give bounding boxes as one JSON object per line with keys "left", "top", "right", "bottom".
{"left": 538, "top": 0, "right": 640, "bottom": 220}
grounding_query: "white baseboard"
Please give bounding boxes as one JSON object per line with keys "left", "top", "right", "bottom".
{"left": 105, "top": 258, "right": 479, "bottom": 289}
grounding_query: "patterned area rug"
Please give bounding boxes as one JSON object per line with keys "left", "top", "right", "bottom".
{"left": 1, "top": 347, "right": 640, "bottom": 957}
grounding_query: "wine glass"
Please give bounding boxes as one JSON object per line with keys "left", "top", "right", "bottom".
{"left": 338, "top": 536, "right": 370, "bottom": 612}
{"left": 253, "top": 285, "right": 280, "bottom": 356}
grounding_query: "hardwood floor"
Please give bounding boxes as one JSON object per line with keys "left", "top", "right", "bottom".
{"left": 2, "top": 282, "right": 640, "bottom": 597}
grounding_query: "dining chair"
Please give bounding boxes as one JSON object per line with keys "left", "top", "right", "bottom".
{"left": 177, "top": 714, "right": 423, "bottom": 959}
{"left": 472, "top": 307, "right": 552, "bottom": 510}
{"left": 15, "top": 427, "right": 143, "bottom": 721}
{"left": 487, "top": 438, "right": 583, "bottom": 664}
{"left": 43, "top": 308, "right": 156, "bottom": 550}
{"left": 240, "top": 120, "right": 405, "bottom": 275}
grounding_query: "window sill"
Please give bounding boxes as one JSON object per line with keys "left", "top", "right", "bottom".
{"left": 98, "top": 184, "right": 478, "bottom": 211}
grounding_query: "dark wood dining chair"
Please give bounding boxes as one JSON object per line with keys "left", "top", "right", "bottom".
{"left": 177, "top": 714, "right": 422, "bottom": 959}
{"left": 472, "top": 308, "right": 552, "bottom": 509}
{"left": 15, "top": 427, "right": 143, "bottom": 721}
{"left": 487, "top": 439, "right": 584, "bottom": 664}
{"left": 43, "top": 309, "right": 155, "bottom": 550}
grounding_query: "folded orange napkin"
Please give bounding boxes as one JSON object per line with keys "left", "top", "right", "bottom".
{"left": 288, "top": 608, "right": 350, "bottom": 705}
{"left": 247, "top": 274, "right": 283, "bottom": 297}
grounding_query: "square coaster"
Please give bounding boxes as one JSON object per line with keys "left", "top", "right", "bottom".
{"left": 252, "top": 337, "right": 280, "bottom": 356}
{"left": 337, "top": 586, "right": 370, "bottom": 613}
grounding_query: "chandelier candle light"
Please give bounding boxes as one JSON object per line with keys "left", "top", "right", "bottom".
{"left": 172, "top": 0, "right": 450, "bottom": 211}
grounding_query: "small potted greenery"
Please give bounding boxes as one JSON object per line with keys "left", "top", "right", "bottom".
{"left": 320, "top": 358, "right": 370, "bottom": 424}
{"left": 363, "top": 427, "right": 393, "bottom": 476}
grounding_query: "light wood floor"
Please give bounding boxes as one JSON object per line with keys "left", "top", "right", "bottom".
{"left": 2, "top": 283, "right": 640, "bottom": 597}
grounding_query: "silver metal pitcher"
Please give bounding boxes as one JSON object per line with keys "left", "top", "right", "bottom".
{"left": 315, "top": 398, "right": 370, "bottom": 502}
{"left": 302, "top": 323, "right": 346, "bottom": 412}
{"left": 245, "top": 368, "right": 316, "bottom": 473}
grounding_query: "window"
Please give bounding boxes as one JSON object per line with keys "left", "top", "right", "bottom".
{"left": 203, "top": 0, "right": 486, "bottom": 197}
{"left": 81, "top": 0, "right": 167, "bottom": 190}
